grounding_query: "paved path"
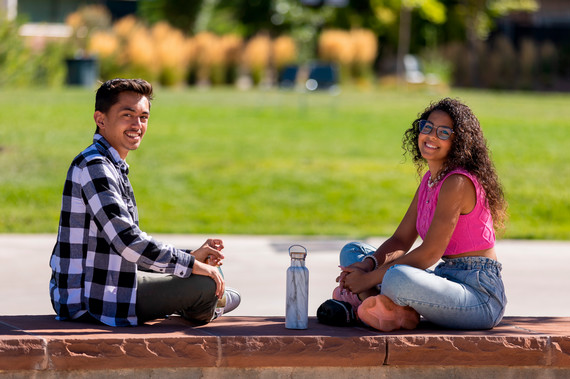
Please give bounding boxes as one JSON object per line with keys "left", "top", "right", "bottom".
{"left": 1, "top": 234, "right": 568, "bottom": 317}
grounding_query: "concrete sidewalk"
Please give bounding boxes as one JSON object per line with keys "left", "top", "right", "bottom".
{"left": 1, "top": 234, "right": 569, "bottom": 318}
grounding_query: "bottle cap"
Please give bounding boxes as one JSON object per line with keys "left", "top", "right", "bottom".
{"left": 289, "top": 244, "right": 307, "bottom": 259}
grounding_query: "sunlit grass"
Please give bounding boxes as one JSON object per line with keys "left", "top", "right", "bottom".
{"left": 0, "top": 86, "right": 568, "bottom": 239}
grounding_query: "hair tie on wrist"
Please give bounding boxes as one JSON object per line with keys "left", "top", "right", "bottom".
{"left": 364, "top": 255, "right": 379, "bottom": 270}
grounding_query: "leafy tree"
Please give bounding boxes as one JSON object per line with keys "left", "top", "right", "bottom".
{"left": 138, "top": 0, "right": 203, "bottom": 34}
{"left": 452, "top": 0, "right": 538, "bottom": 85}
{"left": 366, "top": 0, "right": 537, "bottom": 82}
{"left": 369, "top": 0, "right": 446, "bottom": 79}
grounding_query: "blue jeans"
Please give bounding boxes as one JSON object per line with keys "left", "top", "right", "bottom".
{"left": 340, "top": 242, "right": 507, "bottom": 329}
{"left": 340, "top": 241, "right": 377, "bottom": 267}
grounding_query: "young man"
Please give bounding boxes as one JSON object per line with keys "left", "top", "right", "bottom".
{"left": 49, "top": 78, "right": 240, "bottom": 327}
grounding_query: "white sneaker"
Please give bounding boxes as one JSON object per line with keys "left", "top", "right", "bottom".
{"left": 213, "top": 288, "right": 241, "bottom": 319}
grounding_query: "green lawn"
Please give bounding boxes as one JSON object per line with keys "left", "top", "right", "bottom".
{"left": 0, "top": 86, "right": 568, "bottom": 239}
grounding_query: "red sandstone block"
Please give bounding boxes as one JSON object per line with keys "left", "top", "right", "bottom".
{"left": 386, "top": 335, "right": 552, "bottom": 366}
{"left": 197, "top": 317, "right": 387, "bottom": 367}
{"left": 0, "top": 319, "right": 47, "bottom": 370}
{"left": 551, "top": 337, "right": 570, "bottom": 366}
{"left": 218, "top": 335, "right": 386, "bottom": 367}
{"left": 46, "top": 337, "right": 219, "bottom": 370}
{"left": 0, "top": 337, "right": 46, "bottom": 370}
{"left": 504, "top": 317, "right": 570, "bottom": 336}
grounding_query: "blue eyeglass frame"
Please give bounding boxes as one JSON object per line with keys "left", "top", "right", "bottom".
{"left": 418, "top": 120, "right": 454, "bottom": 140}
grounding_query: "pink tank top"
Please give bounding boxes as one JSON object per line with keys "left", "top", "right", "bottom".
{"left": 416, "top": 168, "right": 495, "bottom": 256}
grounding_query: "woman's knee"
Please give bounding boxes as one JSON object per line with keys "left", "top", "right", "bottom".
{"left": 381, "top": 265, "right": 421, "bottom": 301}
{"left": 340, "top": 242, "right": 362, "bottom": 256}
{"left": 339, "top": 242, "right": 374, "bottom": 267}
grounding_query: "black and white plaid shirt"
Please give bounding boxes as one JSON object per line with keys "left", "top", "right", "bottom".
{"left": 50, "top": 134, "right": 195, "bottom": 326}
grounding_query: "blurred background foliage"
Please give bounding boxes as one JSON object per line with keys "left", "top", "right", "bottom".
{"left": 0, "top": 0, "right": 566, "bottom": 91}
{"left": 0, "top": 15, "right": 66, "bottom": 87}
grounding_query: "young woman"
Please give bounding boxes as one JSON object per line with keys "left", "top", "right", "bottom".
{"left": 334, "top": 98, "right": 508, "bottom": 331}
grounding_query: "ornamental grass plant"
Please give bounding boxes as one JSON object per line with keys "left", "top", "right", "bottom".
{"left": 349, "top": 29, "right": 378, "bottom": 84}
{"left": 193, "top": 31, "right": 219, "bottom": 85}
{"left": 318, "top": 29, "right": 353, "bottom": 82}
{"left": 152, "top": 22, "right": 191, "bottom": 87}
{"left": 273, "top": 35, "right": 298, "bottom": 72}
{"left": 318, "top": 29, "right": 378, "bottom": 85}
{"left": 242, "top": 34, "right": 272, "bottom": 85}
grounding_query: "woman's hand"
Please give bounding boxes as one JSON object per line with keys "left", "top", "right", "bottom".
{"left": 339, "top": 266, "right": 378, "bottom": 294}
{"left": 191, "top": 260, "right": 225, "bottom": 298}
{"left": 335, "top": 260, "right": 373, "bottom": 287}
{"left": 192, "top": 238, "right": 225, "bottom": 266}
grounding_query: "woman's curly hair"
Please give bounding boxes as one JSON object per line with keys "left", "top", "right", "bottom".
{"left": 402, "top": 98, "right": 508, "bottom": 232}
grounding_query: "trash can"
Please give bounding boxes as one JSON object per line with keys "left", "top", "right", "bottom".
{"left": 65, "top": 57, "right": 98, "bottom": 87}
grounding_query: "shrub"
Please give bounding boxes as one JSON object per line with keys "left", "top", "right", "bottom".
{"left": 77, "top": 13, "right": 301, "bottom": 88}
{"left": 318, "top": 30, "right": 352, "bottom": 63}
{"left": 318, "top": 28, "right": 378, "bottom": 84}
{"left": 88, "top": 31, "right": 120, "bottom": 80}
{"left": 350, "top": 29, "right": 377, "bottom": 83}
{"left": 0, "top": 17, "right": 66, "bottom": 87}
{"left": 539, "top": 40, "right": 558, "bottom": 88}
{"left": 190, "top": 32, "right": 243, "bottom": 86}
{"left": 494, "top": 36, "right": 517, "bottom": 89}
{"left": 215, "top": 34, "right": 243, "bottom": 85}
{"left": 242, "top": 34, "right": 272, "bottom": 85}
{"left": 273, "top": 35, "right": 297, "bottom": 72}
{"left": 0, "top": 17, "right": 33, "bottom": 86}
{"left": 65, "top": 5, "right": 111, "bottom": 57}
{"left": 32, "top": 41, "right": 67, "bottom": 87}
{"left": 113, "top": 15, "right": 139, "bottom": 41}
{"left": 193, "top": 31, "right": 219, "bottom": 85}
{"left": 318, "top": 29, "right": 352, "bottom": 83}
{"left": 152, "top": 22, "right": 190, "bottom": 86}
{"left": 519, "top": 38, "right": 537, "bottom": 90}
{"left": 125, "top": 26, "right": 158, "bottom": 82}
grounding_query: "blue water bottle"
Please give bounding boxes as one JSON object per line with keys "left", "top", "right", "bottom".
{"left": 286, "top": 244, "right": 309, "bottom": 329}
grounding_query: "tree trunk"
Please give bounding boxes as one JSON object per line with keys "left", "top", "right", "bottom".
{"left": 396, "top": 5, "right": 412, "bottom": 85}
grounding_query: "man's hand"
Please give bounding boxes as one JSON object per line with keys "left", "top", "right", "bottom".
{"left": 192, "top": 260, "right": 225, "bottom": 298}
{"left": 192, "top": 239, "right": 225, "bottom": 266}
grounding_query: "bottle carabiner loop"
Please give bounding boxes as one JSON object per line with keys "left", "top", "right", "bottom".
{"left": 289, "top": 244, "right": 307, "bottom": 259}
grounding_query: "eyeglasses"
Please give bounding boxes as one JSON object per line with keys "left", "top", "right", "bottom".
{"left": 418, "top": 120, "right": 454, "bottom": 141}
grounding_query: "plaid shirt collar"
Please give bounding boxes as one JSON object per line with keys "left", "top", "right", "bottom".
{"left": 93, "top": 133, "right": 130, "bottom": 175}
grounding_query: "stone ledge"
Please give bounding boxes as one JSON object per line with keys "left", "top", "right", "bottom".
{"left": 0, "top": 315, "right": 569, "bottom": 372}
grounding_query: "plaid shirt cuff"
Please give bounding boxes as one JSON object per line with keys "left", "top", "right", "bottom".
{"left": 174, "top": 252, "right": 195, "bottom": 278}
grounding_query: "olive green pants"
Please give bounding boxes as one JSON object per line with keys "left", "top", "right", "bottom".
{"left": 135, "top": 271, "right": 219, "bottom": 325}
